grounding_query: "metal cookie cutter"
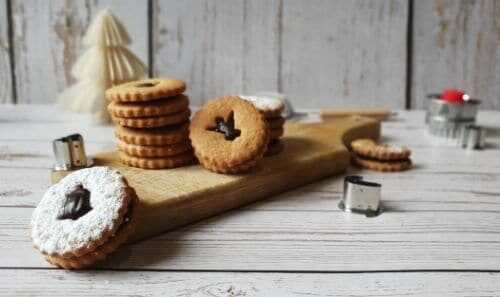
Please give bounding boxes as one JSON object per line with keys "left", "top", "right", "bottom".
{"left": 52, "top": 134, "right": 93, "bottom": 171}
{"left": 339, "top": 175, "right": 382, "bottom": 217}
{"left": 461, "top": 124, "right": 486, "bottom": 150}
{"left": 426, "top": 94, "right": 480, "bottom": 139}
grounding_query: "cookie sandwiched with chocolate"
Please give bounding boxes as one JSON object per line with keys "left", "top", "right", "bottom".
{"left": 31, "top": 167, "right": 139, "bottom": 269}
{"left": 239, "top": 95, "right": 287, "bottom": 157}
{"left": 189, "top": 96, "right": 269, "bottom": 174}
{"left": 350, "top": 139, "right": 413, "bottom": 172}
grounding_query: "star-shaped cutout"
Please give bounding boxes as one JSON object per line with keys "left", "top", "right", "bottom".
{"left": 208, "top": 111, "right": 241, "bottom": 141}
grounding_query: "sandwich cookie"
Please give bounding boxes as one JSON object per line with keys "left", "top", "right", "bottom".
{"left": 31, "top": 167, "right": 139, "bottom": 269}
{"left": 106, "top": 78, "right": 186, "bottom": 102}
{"left": 190, "top": 96, "right": 269, "bottom": 174}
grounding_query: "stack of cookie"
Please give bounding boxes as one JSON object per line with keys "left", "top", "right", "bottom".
{"left": 350, "top": 139, "right": 412, "bottom": 172}
{"left": 239, "top": 95, "right": 286, "bottom": 156}
{"left": 106, "top": 78, "right": 194, "bottom": 169}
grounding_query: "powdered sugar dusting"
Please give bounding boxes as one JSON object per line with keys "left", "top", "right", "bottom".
{"left": 31, "top": 166, "right": 129, "bottom": 255}
{"left": 239, "top": 95, "right": 284, "bottom": 112}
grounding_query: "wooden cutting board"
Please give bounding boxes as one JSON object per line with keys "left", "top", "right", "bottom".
{"left": 52, "top": 116, "right": 380, "bottom": 242}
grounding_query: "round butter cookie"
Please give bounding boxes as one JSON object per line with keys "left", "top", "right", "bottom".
{"left": 118, "top": 140, "right": 191, "bottom": 158}
{"left": 111, "top": 109, "right": 190, "bottom": 128}
{"left": 239, "top": 95, "right": 285, "bottom": 118}
{"left": 115, "top": 122, "right": 190, "bottom": 146}
{"left": 106, "top": 78, "right": 186, "bottom": 102}
{"left": 351, "top": 138, "right": 411, "bottom": 161}
{"left": 108, "top": 94, "right": 189, "bottom": 118}
{"left": 190, "top": 96, "right": 269, "bottom": 174}
{"left": 119, "top": 151, "right": 194, "bottom": 169}
{"left": 31, "top": 167, "right": 138, "bottom": 269}
{"left": 353, "top": 155, "right": 412, "bottom": 172}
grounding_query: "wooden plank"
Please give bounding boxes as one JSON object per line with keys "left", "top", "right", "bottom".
{"left": 3, "top": 207, "right": 500, "bottom": 270}
{"left": 2, "top": 270, "right": 500, "bottom": 297}
{"left": 152, "top": 0, "right": 280, "bottom": 106}
{"left": 0, "top": 0, "right": 13, "bottom": 103}
{"left": 10, "top": 0, "right": 148, "bottom": 104}
{"left": 49, "top": 118, "right": 379, "bottom": 241}
{"left": 412, "top": 0, "right": 500, "bottom": 109}
{"left": 281, "top": 0, "right": 408, "bottom": 108}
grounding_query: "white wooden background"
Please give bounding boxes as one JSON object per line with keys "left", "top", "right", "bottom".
{"left": 1, "top": 106, "right": 500, "bottom": 296}
{"left": 0, "top": 0, "right": 498, "bottom": 109}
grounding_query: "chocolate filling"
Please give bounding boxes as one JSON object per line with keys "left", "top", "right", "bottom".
{"left": 208, "top": 111, "right": 241, "bottom": 141}
{"left": 135, "top": 82, "right": 157, "bottom": 88}
{"left": 57, "top": 184, "right": 92, "bottom": 220}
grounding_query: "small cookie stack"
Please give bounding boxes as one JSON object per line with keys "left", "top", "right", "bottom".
{"left": 351, "top": 139, "right": 412, "bottom": 172}
{"left": 239, "top": 95, "right": 286, "bottom": 156}
{"left": 106, "top": 78, "right": 194, "bottom": 169}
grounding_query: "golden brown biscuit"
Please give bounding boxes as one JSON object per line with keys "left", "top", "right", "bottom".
{"left": 45, "top": 194, "right": 140, "bottom": 269}
{"left": 119, "top": 151, "right": 194, "bottom": 169}
{"left": 117, "top": 140, "right": 191, "bottom": 158}
{"left": 115, "top": 122, "right": 190, "bottom": 146}
{"left": 351, "top": 138, "right": 411, "bottom": 161}
{"left": 106, "top": 78, "right": 186, "bottom": 102}
{"left": 353, "top": 155, "right": 412, "bottom": 172}
{"left": 189, "top": 96, "right": 269, "bottom": 174}
{"left": 108, "top": 94, "right": 189, "bottom": 118}
{"left": 111, "top": 109, "right": 191, "bottom": 128}
{"left": 31, "top": 167, "right": 138, "bottom": 269}
{"left": 239, "top": 95, "right": 285, "bottom": 118}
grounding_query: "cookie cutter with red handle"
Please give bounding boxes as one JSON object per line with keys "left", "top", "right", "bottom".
{"left": 339, "top": 175, "right": 382, "bottom": 217}
{"left": 52, "top": 134, "right": 93, "bottom": 171}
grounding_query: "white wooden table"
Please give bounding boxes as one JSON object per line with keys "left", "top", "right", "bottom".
{"left": 1, "top": 105, "right": 500, "bottom": 296}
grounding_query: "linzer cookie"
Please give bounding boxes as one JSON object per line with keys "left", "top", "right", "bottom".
{"left": 353, "top": 155, "right": 412, "bottom": 172}
{"left": 31, "top": 166, "right": 139, "bottom": 269}
{"left": 351, "top": 138, "right": 411, "bottom": 161}
{"left": 239, "top": 95, "right": 286, "bottom": 156}
{"left": 118, "top": 151, "right": 194, "bottom": 169}
{"left": 111, "top": 109, "right": 191, "bottom": 128}
{"left": 239, "top": 95, "right": 285, "bottom": 118}
{"left": 108, "top": 94, "right": 189, "bottom": 118}
{"left": 350, "top": 138, "right": 413, "bottom": 172}
{"left": 190, "top": 96, "right": 269, "bottom": 174}
{"left": 115, "top": 123, "right": 189, "bottom": 146}
{"left": 106, "top": 78, "right": 186, "bottom": 102}
{"left": 118, "top": 140, "right": 191, "bottom": 158}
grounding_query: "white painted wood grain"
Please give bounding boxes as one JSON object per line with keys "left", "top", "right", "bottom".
{"left": 3, "top": 202, "right": 500, "bottom": 270}
{"left": 281, "top": 0, "right": 408, "bottom": 108}
{"left": 10, "top": 0, "right": 148, "bottom": 104}
{"left": 412, "top": 0, "right": 500, "bottom": 109}
{"left": 0, "top": 0, "right": 13, "bottom": 104}
{"left": 2, "top": 270, "right": 500, "bottom": 297}
{"left": 152, "top": 0, "right": 280, "bottom": 106}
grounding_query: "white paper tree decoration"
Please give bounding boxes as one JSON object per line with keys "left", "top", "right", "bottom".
{"left": 58, "top": 9, "right": 147, "bottom": 123}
